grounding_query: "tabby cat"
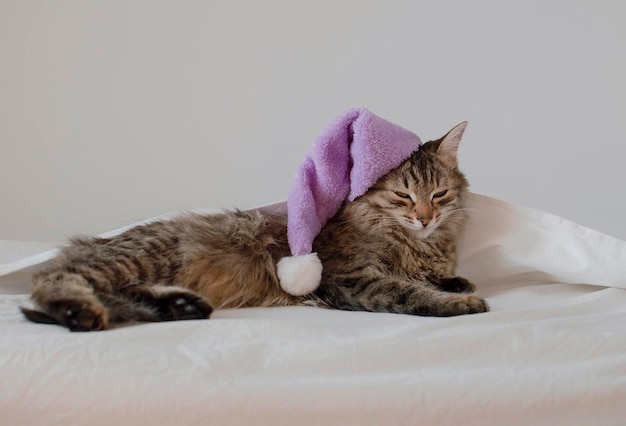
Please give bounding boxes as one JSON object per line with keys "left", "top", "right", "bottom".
{"left": 21, "top": 122, "right": 488, "bottom": 331}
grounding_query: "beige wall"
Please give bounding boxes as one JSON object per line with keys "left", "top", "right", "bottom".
{"left": 2, "top": 1, "right": 625, "bottom": 242}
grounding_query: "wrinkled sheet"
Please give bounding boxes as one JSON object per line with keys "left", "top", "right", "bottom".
{"left": 1, "top": 193, "right": 625, "bottom": 426}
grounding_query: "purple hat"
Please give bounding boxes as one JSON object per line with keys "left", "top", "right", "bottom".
{"left": 278, "top": 108, "right": 422, "bottom": 295}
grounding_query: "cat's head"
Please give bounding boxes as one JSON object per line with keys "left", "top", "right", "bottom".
{"left": 362, "top": 122, "right": 470, "bottom": 239}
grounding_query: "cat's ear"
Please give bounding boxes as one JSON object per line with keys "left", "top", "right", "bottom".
{"left": 437, "top": 121, "right": 467, "bottom": 167}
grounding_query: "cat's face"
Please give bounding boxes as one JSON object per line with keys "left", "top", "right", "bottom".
{"left": 365, "top": 122, "right": 469, "bottom": 239}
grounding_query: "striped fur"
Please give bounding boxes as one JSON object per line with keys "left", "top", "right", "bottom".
{"left": 22, "top": 122, "right": 487, "bottom": 331}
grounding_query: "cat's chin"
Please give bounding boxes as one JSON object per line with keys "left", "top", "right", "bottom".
{"left": 404, "top": 224, "right": 437, "bottom": 240}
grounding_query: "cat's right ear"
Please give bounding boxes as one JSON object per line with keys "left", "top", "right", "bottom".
{"left": 437, "top": 121, "right": 467, "bottom": 167}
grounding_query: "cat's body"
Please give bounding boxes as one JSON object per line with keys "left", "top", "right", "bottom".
{"left": 21, "top": 122, "right": 488, "bottom": 331}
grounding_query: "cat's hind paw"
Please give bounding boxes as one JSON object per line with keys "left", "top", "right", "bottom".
{"left": 155, "top": 291, "right": 213, "bottom": 321}
{"left": 50, "top": 299, "right": 109, "bottom": 331}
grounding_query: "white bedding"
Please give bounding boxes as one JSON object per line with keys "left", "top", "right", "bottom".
{"left": 1, "top": 193, "right": 625, "bottom": 426}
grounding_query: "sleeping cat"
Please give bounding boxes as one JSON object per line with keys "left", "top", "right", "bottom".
{"left": 21, "top": 122, "right": 488, "bottom": 331}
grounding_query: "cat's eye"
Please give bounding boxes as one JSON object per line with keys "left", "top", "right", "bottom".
{"left": 432, "top": 190, "right": 448, "bottom": 199}
{"left": 393, "top": 191, "right": 411, "bottom": 199}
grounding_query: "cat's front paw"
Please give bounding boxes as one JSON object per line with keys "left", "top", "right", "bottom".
{"left": 445, "top": 294, "right": 489, "bottom": 316}
{"left": 438, "top": 276, "right": 476, "bottom": 293}
{"left": 50, "top": 299, "right": 109, "bottom": 332}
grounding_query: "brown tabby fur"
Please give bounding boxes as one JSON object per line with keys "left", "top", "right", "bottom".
{"left": 21, "top": 122, "right": 488, "bottom": 331}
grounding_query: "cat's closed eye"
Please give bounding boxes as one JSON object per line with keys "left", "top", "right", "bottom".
{"left": 432, "top": 190, "right": 448, "bottom": 199}
{"left": 393, "top": 191, "right": 412, "bottom": 200}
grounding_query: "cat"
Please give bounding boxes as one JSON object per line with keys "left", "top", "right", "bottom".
{"left": 20, "top": 122, "right": 488, "bottom": 331}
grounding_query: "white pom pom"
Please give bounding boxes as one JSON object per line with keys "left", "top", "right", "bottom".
{"left": 277, "top": 253, "right": 323, "bottom": 296}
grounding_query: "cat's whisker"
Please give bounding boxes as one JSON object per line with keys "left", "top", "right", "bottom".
{"left": 325, "top": 214, "right": 396, "bottom": 229}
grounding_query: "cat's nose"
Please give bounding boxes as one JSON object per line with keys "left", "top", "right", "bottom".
{"left": 419, "top": 217, "right": 431, "bottom": 226}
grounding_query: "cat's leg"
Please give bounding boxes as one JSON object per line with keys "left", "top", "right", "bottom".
{"left": 119, "top": 285, "right": 213, "bottom": 321}
{"left": 316, "top": 277, "right": 488, "bottom": 317}
{"left": 435, "top": 276, "right": 476, "bottom": 293}
{"left": 24, "top": 271, "right": 110, "bottom": 331}
{"left": 428, "top": 287, "right": 488, "bottom": 315}
{"left": 22, "top": 272, "right": 213, "bottom": 331}
{"left": 394, "top": 280, "right": 488, "bottom": 316}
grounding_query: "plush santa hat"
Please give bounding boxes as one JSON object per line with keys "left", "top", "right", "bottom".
{"left": 277, "top": 108, "right": 422, "bottom": 296}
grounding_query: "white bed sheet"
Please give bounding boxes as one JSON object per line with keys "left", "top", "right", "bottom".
{"left": 1, "top": 193, "right": 625, "bottom": 426}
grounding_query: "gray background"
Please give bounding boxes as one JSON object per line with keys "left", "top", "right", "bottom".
{"left": 2, "top": 1, "right": 625, "bottom": 243}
